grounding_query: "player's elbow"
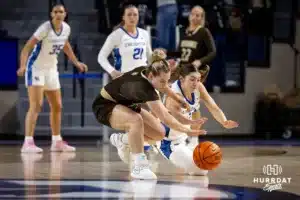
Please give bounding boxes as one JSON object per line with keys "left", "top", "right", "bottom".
{"left": 97, "top": 52, "right": 105, "bottom": 65}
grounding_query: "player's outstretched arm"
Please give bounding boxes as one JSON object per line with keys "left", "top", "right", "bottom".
{"left": 160, "top": 86, "right": 191, "bottom": 111}
{"left": 63, "top": 41, "right": 88, "bottom": 72}
{"left": 165, "top": 95, "right": 207, "bottom": 125}
{"left": 199, "top": 82, "right": 238, "bottom": 129}
{"left": 147, "top": 100, "right": 207, "bottom": 136}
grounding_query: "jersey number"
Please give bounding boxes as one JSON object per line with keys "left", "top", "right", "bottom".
{"left": 181, "top": 48, "right": 192, "bottom": 62}
{"left": 133, "top": 48, "right": 144, "bottom": 60}
{"left": 49, "top": 44, "right": 64, "bottom": 55}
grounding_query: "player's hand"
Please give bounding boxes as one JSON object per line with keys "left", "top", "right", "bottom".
{"left": 111, "top": 70, "right": 123, "bottom": 79}
{"left": 186, "top": 129, "right": 207, "bottom": 137}
{"left": 76, "top": 62, "right": 88, "bottom": 72}
{"left": 17, "top": 66, "right": 26, "bottom": 77}
{"left": 192, "top": 59, "right": 201, "bottom": 68}
{"left": 222, "top": 120, "right": 239, "bottom": 129}
{"left": 188, "top": 117, "right": 208, "bottom": 125}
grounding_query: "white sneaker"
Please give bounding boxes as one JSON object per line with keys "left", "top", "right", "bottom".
{"left": 50, "top": 140, "right": 76, "bottom": 152}
{"left": 131, "top": 154, "right": 157, "bottom": 180}
{"left": 21, "top": 141, "right": 43, "bottom": 153}
{"left": 110, "top": 133, "right": 130, "bottom": 164}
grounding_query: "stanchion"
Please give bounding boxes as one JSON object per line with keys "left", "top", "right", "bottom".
{"left": 102, "top": 73, "right": 110, "bottom": 143}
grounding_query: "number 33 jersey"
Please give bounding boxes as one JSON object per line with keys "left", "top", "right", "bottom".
{"left": 105, "top": 27, "right": 152, "bottom": 73}
{"left": 27, "top": 21, "right": 71, "bottom": 70}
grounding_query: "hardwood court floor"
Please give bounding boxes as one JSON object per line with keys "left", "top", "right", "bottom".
{"left": 0, "top": 141, "right": 299, "bottom": 199}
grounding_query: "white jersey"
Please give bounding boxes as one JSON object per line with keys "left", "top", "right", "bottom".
{"left": 166, "top": 80, "right": 201, "bottom": 140}
{"left": 98, "top": 27, "right": 152, "bottom": 73}
{"left": 27, "top": 21, "right": 71, "bottom": 71}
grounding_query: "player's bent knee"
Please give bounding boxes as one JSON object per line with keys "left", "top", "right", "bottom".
{"left": 128, "top": 113, "right": 143, "bottom": 124}
{"left": 128, "top": 113, "right": 143, "bottom": 128}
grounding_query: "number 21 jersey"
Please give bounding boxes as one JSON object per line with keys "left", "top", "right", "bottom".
{"left": 104, "top": 27, "right": 152, "bottom": 73}
{"left": 27, "top": 21, "right": 71, "bottom": 70}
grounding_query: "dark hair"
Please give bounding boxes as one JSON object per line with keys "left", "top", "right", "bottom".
{"left": 114, "top": 4, "right": 137, "bottom": 30}
{"left": 179, "top": 64, "right": 199, "bottom": 77}
{"left": 145, "top": 52, "right": 170, "bottom": 77}
{"left": 51, "top": 3, "right": 65, "bottom": 12}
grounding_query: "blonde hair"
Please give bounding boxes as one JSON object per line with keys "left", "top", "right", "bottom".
{"left": 149, "top": 49, "right": 167, "bottom": 63}
{"left": 191, "top": 6, "right": 206, "bottom": 27}
{"left": 146, "top": 50, "right": 170, "bottom": 77}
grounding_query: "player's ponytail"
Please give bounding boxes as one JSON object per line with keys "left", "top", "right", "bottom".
{"left": 149, "top": 49, "right": 167, "bottom": 64}
{"left": 146, "top": 50, "right": 170, "bottom": 77}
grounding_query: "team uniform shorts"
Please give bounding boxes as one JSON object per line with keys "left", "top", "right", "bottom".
{"left": 25, "top": 67, "right": 60, "bottom": 90}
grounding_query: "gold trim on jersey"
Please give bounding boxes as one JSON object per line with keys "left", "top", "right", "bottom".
{"left": 180, "top": 40, "right": 198, "bottom": 49}
{"left": 100, "top": 88, "right": 117, "bottom": 103}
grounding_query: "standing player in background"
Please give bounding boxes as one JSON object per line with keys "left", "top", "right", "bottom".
{"left": 168, "top": 6, "right": 216, "bottom": 78}
{"left": 98, "top": 4, "right": 153, "bottom": 79}
{"left": 17, "top": 4, "right": 88, "bottom": 153}
{"left": 168, "top": 6, "right": 217, "bottom": 147}
{"left": 161, "top": 64, "right": 238, "bottom": 175}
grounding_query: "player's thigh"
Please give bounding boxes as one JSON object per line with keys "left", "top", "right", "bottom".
{"left": 25, "top": 68, "right": 45, "bottom": 88}
{"left": 140, "top": 108, "right": 165, "bottom": 139}
{"left": 109, "top": 105, "right": 143, "bottom": 131}
{"left": 27, "top": 86, "right": 44, "bottom": 112}
{"left": 44, "top": 70, "right": 61, "bottom": 91}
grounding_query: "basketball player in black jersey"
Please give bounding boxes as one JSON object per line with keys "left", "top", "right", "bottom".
{"left": 168, "top": 6, "right": 216, "bottom": 83}
{"left": 92, "top": 54, "right": 207, "bottom": 180}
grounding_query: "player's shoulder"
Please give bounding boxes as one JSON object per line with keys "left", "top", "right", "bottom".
{"left": 198, "top": 27, "right": 211, "bottom": 35}
{"left": 61, "top": 21, "right": 71, "bottom": 35}
{"left": 137, "top": 28, "right": 149, "bottom": 37}
{"left": 62, "top": 21, "right": 71, "bottom": 30}
{"left": 38, "top": 21, "right": 51, "bottom": 29}
{"left": 171, "top": 80, "right": 182, "bottom": 93}
{"left": 109, "top": 28, "right": 124, "bottom": 39}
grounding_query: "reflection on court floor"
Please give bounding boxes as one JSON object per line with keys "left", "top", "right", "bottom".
{"left": 0, "top": 141, "right": 299, "bottom": 199}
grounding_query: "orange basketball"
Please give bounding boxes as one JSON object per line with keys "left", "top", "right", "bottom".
{"left": 193, "top": 141, "right": 222, "bottom": 170}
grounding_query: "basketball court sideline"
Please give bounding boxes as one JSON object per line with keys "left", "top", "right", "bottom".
{"left": 0, "top": 139, "right": 299, "bottom": 199}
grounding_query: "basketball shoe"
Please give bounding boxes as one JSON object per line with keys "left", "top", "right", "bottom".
{"left": 110, "top": 133, "right": 131, "bottom": 164}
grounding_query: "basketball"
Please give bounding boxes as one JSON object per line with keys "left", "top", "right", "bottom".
{"left": 193, "top": 141, "right": 222, "bottom": 170}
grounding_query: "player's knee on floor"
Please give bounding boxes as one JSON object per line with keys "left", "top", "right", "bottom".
{"left": 170, "top": 145, "right": 208, "bottom": 175}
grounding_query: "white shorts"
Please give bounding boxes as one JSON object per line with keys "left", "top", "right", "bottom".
{"left": 25, "top": 68, "right": 61, "bottom": 90}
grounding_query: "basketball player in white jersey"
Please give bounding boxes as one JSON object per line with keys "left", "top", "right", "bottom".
{"left": 17, "top": 4, "right": 88, "bottom": 153}
{"left": 160, "top": 64, "right": 238, "bottom": 175}
{"left": 98, "top": 4, "right": 153, "bottom": 78}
